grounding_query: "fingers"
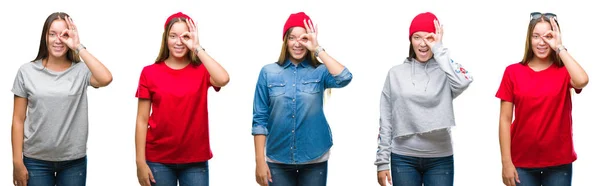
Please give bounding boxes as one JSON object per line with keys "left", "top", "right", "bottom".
{"left": 387, "top": 173, "right": 392, "bottom": 184}
{"left": 314, "top": 23, "right": 319, "bottom": 35}
{"left": 514, "top": 171, "right": 520, "bottom": 184}
{"left": 551, "top": 17, "right": 559, "bottom": 32}
{"left": 267, "top": 168, "right": 272, "bottom": 183}
{"left": 59, "top": 29, "right": 69, "bottom": 42}
{"left": 186, "top": 18, "right": 196, "bottom": 33}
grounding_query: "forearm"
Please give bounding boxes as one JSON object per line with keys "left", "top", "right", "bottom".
{"left": 11, "top": 119, "right": 24, "bottom": 164}
{"left": 135, "top": 119, "right": 148, "bottom": 164}
{"left": 196, "top": 48, "right": 230, "bottom": 87}
{"left": 499, "top": 120, "right": 512, "bottom": 164}
{"left": 254, "top": 135, "right": 266, "bottom": 163}
{"left": 317, "top": 51, "right": 345, "bottom": 75}
{"left": 558, "top": 49, "right": 588, "bottom": 89}
{"left": 78, "top": 49, "right": 113, "bottom": 86}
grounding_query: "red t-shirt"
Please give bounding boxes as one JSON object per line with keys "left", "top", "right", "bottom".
{"left": 136, "top": 62, "right": 220, "bottom": 164}
{"left": 496, "top": 62, "right": 581, "bottom": 168}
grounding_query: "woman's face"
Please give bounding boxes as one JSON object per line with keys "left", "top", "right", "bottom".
{"left": 530, "top": 21, "right": 553, "bottom": 60}
{"left": 46, "top": 19, "right": 69, "bottom": 58}
{"left": 287, "top": 27, "right": 308, "bottom": 63}
{"left": 167, "top": 21, "right": 191, "bottom": 59}
{"left": 411, "top": 31, "right": 434, "bottom": 62}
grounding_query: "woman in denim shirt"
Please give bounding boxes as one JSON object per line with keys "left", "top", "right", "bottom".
{"left": 252, "top": 12, "right": 352, "bottom": 186}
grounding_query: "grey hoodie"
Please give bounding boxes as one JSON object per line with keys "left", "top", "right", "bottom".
{"left": 375, "top": 43, "right": 473, "bottom": 171}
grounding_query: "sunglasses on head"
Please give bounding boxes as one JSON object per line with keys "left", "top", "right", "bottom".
{"left": 530, "top": 12, "right": 557, "bottom": 20}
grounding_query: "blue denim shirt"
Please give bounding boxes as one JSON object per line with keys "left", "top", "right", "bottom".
{"left": 252, "top": 59, "right": 352, "bottom": 164}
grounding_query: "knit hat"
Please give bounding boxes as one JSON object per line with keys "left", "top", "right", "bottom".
{"left": 164, "top": 12, "right": 194, "bottom": 29}
{"left": 282, "top": 12, "right": 313, "bottom": 40}
{"left": 409, "top": 12, "right": 438, "bottom": 40}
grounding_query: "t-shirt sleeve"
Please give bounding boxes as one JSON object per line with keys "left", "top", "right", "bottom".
{"left": 80, "top": 63, "right": 96, "bottom": 88}
{"left": 495, "top": 66, "right": 514, "bottom": 102}
{"left": 136, "top": 68, "right": 151, "bottom": 99}
{"left": 204, "top": 65, "right": 221, "bottom": 92}
{"left": 11, "top": 68, "right": 28, "bottom": 98}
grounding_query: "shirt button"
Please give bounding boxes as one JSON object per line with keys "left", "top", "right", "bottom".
{"left": 292, "top": 99, "right": 295, "bottom": 102}
{"left": 292, "top": 130, "right": 295, "bottom": 133}
{"left": 293, "top": 84, "right": 296, "bottom": 86}
{"left": 290, "top": 147, "right": 293, "bottom": 149}
{"left": 292, "top": 115, "right": 295, "bottom": 118}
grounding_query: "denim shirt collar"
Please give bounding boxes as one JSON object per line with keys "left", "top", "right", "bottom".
{"left": 283, "top": 58, "right": 311, "bottom": 69}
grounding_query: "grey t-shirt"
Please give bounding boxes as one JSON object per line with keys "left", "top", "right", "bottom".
{"left": 12, "top": 59, "right": 92, "bottom": 161}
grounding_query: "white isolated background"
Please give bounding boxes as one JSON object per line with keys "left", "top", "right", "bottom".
{"left": 0, "top": 0, "right": 598, "bottom": 185}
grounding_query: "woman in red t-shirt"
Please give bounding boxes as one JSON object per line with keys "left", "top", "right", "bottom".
{"left": 496, "top": 12, "right": 588, "bottom": 186}
{"left": 134, "top": 12, "right": 230, "bottom": 186}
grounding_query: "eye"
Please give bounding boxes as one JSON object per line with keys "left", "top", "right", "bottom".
{"left": 169, "top": 35, "right": 176, "bottom": 39}
{"left": 288, "top": 36, "right": 295, "bottom": 40}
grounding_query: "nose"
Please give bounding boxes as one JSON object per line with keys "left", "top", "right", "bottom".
{"left": 419, "top": 39, "right": 426, "bottom": 46}
{"left": 539, "top": 39, "right": 546, "bottom": 45}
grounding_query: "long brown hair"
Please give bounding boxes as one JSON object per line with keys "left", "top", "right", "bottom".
{"left": 520, "top": 16, "right": 563, "bottom": 67}
{"left": 32, "top": 12, "right": 80, "bottom": 63}
{"left": 155, "top": 18, "right": 200, "bottom": 65}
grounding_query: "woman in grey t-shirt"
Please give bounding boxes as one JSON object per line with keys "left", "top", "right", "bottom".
{"left": 11, "top": 12, "right": 113, "bottom": 186}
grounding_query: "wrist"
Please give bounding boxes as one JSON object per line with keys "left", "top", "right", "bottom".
{"left": 75, "top": 43, "right": 86, "bottom": 54}
{"left": 194, "top": 45, "right": 205, "bottom": 54}
{"left": 314, "top": 46, "right": 325, "bottom": 58}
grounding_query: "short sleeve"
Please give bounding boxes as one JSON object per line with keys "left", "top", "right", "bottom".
{"left": 495, "top": 66, "right": 514, "bottom": 102}
{"left": 136, "top": 68, "right": 151, "bottom": 99}
{"left": 11, "top": 68, "right": 28, "bottom": 98}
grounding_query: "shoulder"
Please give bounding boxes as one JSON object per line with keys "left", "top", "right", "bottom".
{"left": 260, "top": 62, "right": 283, "bottom": 74}
{"left": 18, "top": 61, "right": 40, "bottom": 72}
{"left": 505, "top": 62, "right": 524, "bottom": 71}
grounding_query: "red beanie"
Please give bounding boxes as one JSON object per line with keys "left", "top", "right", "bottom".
{"left": 282, "top": 12, "right": 313, "bottom": 40}
{"left": 409, "top": 12, "right": 438, "bottom": 40}
{"left": 164, "top": 12, "right": 194, "bottom": 29}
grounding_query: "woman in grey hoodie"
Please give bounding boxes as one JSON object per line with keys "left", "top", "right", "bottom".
{"left": 374, "top": 12, "right": 473, "bottom": 186}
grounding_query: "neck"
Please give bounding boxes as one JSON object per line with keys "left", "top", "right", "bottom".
{"left": 45, "top": 55, "right": 70, "bottom": 66}
{"left": 529, "top": 56, "right": 552, "bottom": 66}
{"left": 166, "top": 56, "right": 190, "bottom": 65}
{"left": 289, "top": 58, "right": 302, "bottom": 65}
{"left": 165, "top": 56, "right": 190, "bottom": 69}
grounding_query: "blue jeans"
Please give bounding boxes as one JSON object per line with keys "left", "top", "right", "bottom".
{"left": 390, "top": 153, "right": 454, "bottom": 186}
{"left": 516, "top": 163, "right": 572, "bottom": 186}
{"left": 146, "top": 161, "right": 209, "bottom": 186}
{"left": 23, "top": 156, "right": 87, "bottom": 186}
{"left": 267, "top": 161, "right": 328, "bottom": 186}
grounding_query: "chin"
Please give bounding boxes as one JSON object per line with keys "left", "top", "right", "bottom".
{"left": 534, "top": 53, "right": 550, "bottom": 59}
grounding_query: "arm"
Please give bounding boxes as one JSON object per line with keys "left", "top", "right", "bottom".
{"left": 252, "top": 68, "right": 272, "bottom": 186}
{"left": 78, "top": 49, "right": 113, "bottom": 88}
{"left": 58, "top": 16, "right": 112, "bottom": 88}
{"left": 135, "top": 99, "right": 155, "bottom": 186}
{"left": 558, "top": 47, "right": 588, "bottom": 89}
{"left": 431, "top": 43, "right": 473, "bottom": 98}
{"left": 195, "top": 48, "right": 230, "bottom": 87}
{"left": 374, "top": 73, "right": 393, "bottom": 171}
{"left": 499, "top": 100, "right": 520, "bottom": 186}
{"left": 319, "top": 51, "right": 353, "bottom": 89}
{"left": 135, "top": 99, "right": 151, "bottom": 165}
{"left": 499, "top": 101, "right": 514, "bottom": 166}
{"left": 12, "top": 96, "right": 28, "bottom": 185}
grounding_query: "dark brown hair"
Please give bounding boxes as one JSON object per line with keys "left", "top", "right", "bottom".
{"left": 155, "top": 18, "right": 200, "bottom": 65}
{"left": 32, "top": 12, "right": 80, "bottom": 63}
